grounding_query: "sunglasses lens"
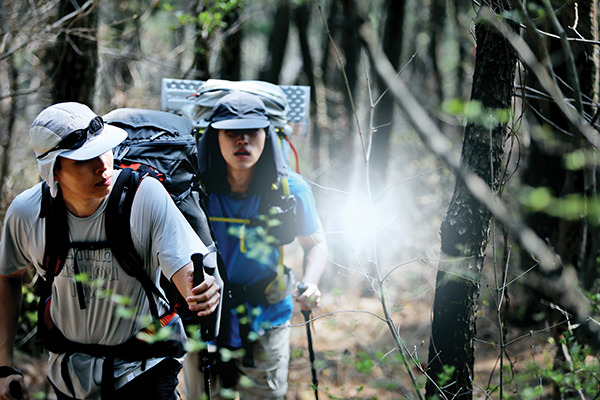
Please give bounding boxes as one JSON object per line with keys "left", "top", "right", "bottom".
{"left": 60, "top": 130, "right": 88, "bottom": 149}
{"left": 88, "top": 116, "right": 104, "bottom": 135}
{"left": 36, "top": 116, "right": 104, "bottom": 159}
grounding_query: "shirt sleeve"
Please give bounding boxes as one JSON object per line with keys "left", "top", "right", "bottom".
{"left": 0, "top": 184, "right": 44, "bottom": 276}
{"left": 288, "top": 170, "right": 321, "bottom": 237}
{"left": 129, "top": 176, "right": 209, "bottom": 280}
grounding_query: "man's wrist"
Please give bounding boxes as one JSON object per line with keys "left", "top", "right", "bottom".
{"left": 0, "top": 366, "right": 22, "bottom": 378}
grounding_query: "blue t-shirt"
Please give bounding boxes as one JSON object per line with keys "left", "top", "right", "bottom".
{"left": 208, "top": 169, "right": 320, "bottom": 347}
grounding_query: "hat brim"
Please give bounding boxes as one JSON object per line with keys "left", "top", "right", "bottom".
{"left": 60, "top": 125, "right": 127, "bottom": 161}
{"left": 211, "top": 118, "right": 270, "bottom": 130}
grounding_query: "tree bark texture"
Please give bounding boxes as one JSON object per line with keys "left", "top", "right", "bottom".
{"left": 50, "top": 0, "right": 99, "bottom": 106}
{"left": 425, "top": 2, "right": 519, "bottom": 398}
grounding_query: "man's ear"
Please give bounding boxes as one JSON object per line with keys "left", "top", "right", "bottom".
{"left": 53, "top": 157, "right": 61, "bottom": 181}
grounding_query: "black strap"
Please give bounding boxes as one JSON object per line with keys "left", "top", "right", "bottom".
{"left": 40, "top": 183, "right": 70, "bottom": 281}
{"left": 106, "top": 168, "right": 168, "bottom": 318}
{"left": 61, "top": 352, "right": 76, "bottom": 398}
{"left": 0, "top": 366, "right": 22, "bottom": 378}
{"left": 101, "top": 356, "right": 115, "bottom": 400}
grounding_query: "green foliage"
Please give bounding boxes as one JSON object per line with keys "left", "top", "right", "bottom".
{"left": 354, "top": 351, "right": 375, "bottom": 374}
{"left": 443, "top": 99, "right": 512, "bottom": 129}
{"left": 542, "top": 332, "right": 600, "bottom": 397}
{"left": 526, "top": 2, "right": 547, "bottom": 19}
{"left": 161, "top": 0, "right": 244, "bottom": 36}
{"left": 520, "top": 186, "right": 600, "bottom": 223}
{"left": 136, "top": 325, "right": 176, "bottom": 343}
{"left": 291, "top": 348, "right": 303, "bottom": 361}
{"left": 436, "top": 364, "right": 456, "bottom": 387}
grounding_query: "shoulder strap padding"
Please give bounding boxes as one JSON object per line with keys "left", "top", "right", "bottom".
{"left": 105, "top": 168, "right": 167, "bottom": 317}
{"left": 40, "top": 183, "right": 70, "bottom": 279}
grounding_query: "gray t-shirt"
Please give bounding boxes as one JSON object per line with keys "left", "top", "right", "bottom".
{"left": 0, "top": 171, "right": 209, "bottom": 398}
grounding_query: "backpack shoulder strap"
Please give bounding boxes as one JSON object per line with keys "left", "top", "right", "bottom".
{"left": 105, "top": 168, "right": 168, "bottom": 318}
{"left": 40, "top": 183, "right": 70, "bottom": 280}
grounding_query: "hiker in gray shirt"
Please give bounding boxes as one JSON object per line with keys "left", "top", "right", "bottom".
{"left": 0, "top": 102, "right": 220, "bottom": 400}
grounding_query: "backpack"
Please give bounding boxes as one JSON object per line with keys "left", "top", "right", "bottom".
{"left": 103, "top": 108, "right": 227, "bottom": 334}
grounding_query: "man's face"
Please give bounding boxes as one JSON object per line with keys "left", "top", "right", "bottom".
{"left": 54, "top": 150, "right": 115, "bottom": 207}
{"left": 218, "top": 128, "right": 266, "bottom": 172}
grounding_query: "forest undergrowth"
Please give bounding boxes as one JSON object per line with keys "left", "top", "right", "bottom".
{"left": 12, "top": 257, "right": 579, "bottom": 400}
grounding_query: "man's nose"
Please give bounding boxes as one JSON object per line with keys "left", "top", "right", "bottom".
{"left": 236, "top": 133, "right": 249, "bottom": 144}
{"left": 94, "top": 154, "right": 111, "bottom": 172}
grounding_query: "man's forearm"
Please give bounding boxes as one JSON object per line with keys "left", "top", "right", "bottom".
{"left": 300, "top": 230, "right": 328, "bottom": 284}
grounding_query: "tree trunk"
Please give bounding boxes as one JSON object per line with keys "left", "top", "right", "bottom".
{"left": 369, "top": 0, "right": 405, "bottom": 193}
{"left": 219, "top": 8, "right": 241, "bottom": 80}
{"left": 49, "top": 0, "right": 99, "bottom": 106}
{"left": 518, "top": 2, "right": 599, "bottom": 398}
{"left": 191, "top": 0, "right": 210, "bottom": 81}
{"left": 521, "top": 0, "right": 596, "bottom": 277}
{"left": 429, "top": 0, "right": 445, "bottom": 102}
{"left": 293, "top": 2, "right": 320, "bottom": 166}
{"left": 98, "top": 0, "right": 144, "bottom": 110}
{"left": 316, "top": 0, "right": 340, "bottom": 162}
{"left": 326, "top": 0, "right": 361, "bottom": 190}
{"left": 425, "top": 2, "right": 519, "bottom": 398}
{"left": 0, "top": 59, "right": 18, "bottom": 198}
{"left": 258, "top": 2, "right": 290, "bottom": 84}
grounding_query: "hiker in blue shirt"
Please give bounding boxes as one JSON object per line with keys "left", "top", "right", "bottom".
{"left": 182, "top": 92, "right": 328, "bottom": 399}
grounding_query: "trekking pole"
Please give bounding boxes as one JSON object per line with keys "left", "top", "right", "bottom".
{"left": 297, "top": 282, "right": 319, "bottom": 400}
{"left": 191, "top": 253, "right": 212, "bottom": 400}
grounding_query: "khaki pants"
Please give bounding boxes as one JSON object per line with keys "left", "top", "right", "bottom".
{"left": 181, "top": 325, "right": 290, "bottom": 400}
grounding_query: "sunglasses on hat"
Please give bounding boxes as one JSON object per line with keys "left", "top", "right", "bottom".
{"left": 36, "top": 116, "right": 105, "bottom": 159}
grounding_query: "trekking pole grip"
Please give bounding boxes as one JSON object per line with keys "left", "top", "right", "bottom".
{"left": 297, "top": 281, "right": 319, "bottom": 399}
{"left": 191, "top": 253, "right": 212, "bottom": 341}
{"left": 297, "top": 281, "right": 311, "bottom": 318}
{"left": 191, "top": 253, "right": 205, "bottom": 288}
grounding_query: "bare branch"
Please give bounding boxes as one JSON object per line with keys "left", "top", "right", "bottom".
{"left": 0, "top": 0, "right": 98, "bottom": 62}
{"left": 360, "top": 19, "right": 600, "bottom": 351}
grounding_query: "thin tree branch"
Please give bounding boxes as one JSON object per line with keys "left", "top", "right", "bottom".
{"left": 360, "top": 18, "right": 600, "bottom": 351}
{"left": 0, "top": 0, "right": 98, "bottom": 62}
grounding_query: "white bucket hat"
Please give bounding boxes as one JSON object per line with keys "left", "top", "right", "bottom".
{"left": 30, "top": 102, "right": 127, "bottom": 197}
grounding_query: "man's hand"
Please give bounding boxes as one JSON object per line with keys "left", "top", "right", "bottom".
{"left": 293, "top": 282, "right": 321, "bottom": 311}
{"left": 172, "top": 262, "right": 220, "bottom": 317}
{"left": 0, "top": 373, "right": 30, "bottom": 400}
{"left": 186, "top": 270, "right": 221, "bottom": 317}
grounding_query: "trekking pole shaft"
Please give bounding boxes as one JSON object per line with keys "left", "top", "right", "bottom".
{"left": 191, "top": 253, "right": 212, "bottom": 341}
{"left": 192, "top": 253, "right": 212, "bottom": 399}
{"left": 298, "top": 282, "right": 319, "bottom": 400}
{"left": 301, "top": 309, "right": 319, "bottom": 400}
